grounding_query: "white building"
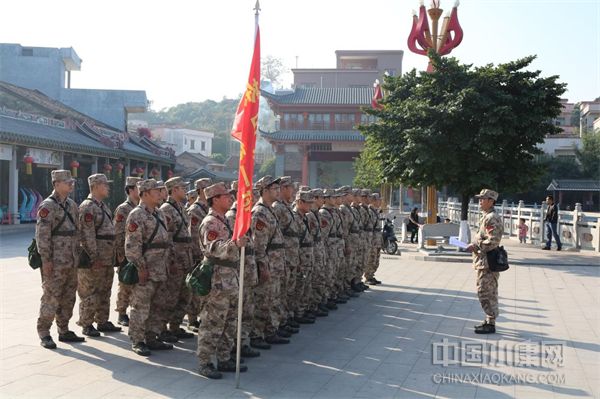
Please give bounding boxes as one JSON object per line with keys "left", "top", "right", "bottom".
{"left": 152, "top": 126, "right": 214, "bottom": 157}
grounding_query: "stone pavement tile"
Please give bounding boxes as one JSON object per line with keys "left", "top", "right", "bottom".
{"left": 472, "top": 384, "right": 516, "bottom": 399}
{"left": 370, "top": 362, "right": 412, "bottom": 382}
{"left": 396, "top": 372, "right": 439, "bottom": 397}
{"left": 0, "top": 374, "right": 65, "bottom": 397}
{"left": 435, "top": 384, "right": 477, "bottom": 399}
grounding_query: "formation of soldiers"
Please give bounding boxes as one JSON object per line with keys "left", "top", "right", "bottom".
{"left": 35, "top": 169, "right": 385, "bottom": 379}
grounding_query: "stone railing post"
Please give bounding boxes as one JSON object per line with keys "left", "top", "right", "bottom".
{"left": 540, "top": 201, "right": 547, "bottom": 247}
{"left": 573, "top": 203, "right": 582, "bottom": 249}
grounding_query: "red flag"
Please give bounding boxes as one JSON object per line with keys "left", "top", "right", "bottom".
{"left": 371, "top": 79, "right": 383, "bottom": 109}
{"left": 231, "top": 25, "right": 260, "bottom": 240}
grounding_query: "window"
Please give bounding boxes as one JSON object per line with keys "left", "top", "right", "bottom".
{"left": 335, "top": 114, "right": 354, "bottom": 122}
{"left": 385, "top": 69, "right": 396, "bottom": 77}
{"left": 190, "top": 139, "right": 195, "bottom": 150}
{"left": 284, "top": 113, "right": 303, "bottom": 121}
{"left": 310, "top": 143, "right": 332, "bottom": 151}
{"left": 360, "top": 114, "right": 376, "bottom": 124}
{"left": 201, "top": 141, "right": 206, "bottom": 151}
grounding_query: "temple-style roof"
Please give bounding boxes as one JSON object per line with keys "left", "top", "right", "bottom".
{"left": 259, "top": 129, "right": 365, "bottom": 142}
{"left": 547, "top": 179, "right": 600, "bottom": 192}
{"left": 261, "top": 87, "right": 373, "bottom": 106}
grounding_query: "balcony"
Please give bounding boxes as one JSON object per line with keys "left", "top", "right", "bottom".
{"left": 276, "top": 121, "right": 356, "bottom": 131}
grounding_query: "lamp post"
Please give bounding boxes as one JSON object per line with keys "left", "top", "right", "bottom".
{"left": 407, "top": 0, "right": 463, "bottom": 243}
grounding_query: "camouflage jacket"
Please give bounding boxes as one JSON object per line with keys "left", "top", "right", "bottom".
{"left": 272, "top": 200, "right": 302, "bottom": 267}
{"left": 369, "top": 206, "right": 383, "bottom": 247}
{"left": 294, "top": 207, "right": 314, "bottom": 269}
{"left": 114, "top": 198, "right": 137, "bottom": 261}
{"left": 252, "top": 198, "right": 285, "bottom": 275}
{"left": 226, "top": 202, "right": 258, "bottom": 287}
{"left": 200, "top": 208, "right": 239, "bottom": 291}
{"left": 187, "top": 200, "right": 209, "bottom": 262}
{"left": 161, "top": 197, "right": 193, "bottom": 271}
{"left": 79, "top": 195, "right": 115, "bottom": 266}
{"left": 35, "top": 191, "right": 79, "bottom": 267}
{"left": 472, "top": 207, "right": 504, "bottom": 270}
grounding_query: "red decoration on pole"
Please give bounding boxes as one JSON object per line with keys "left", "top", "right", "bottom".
{"left": 70, "top": 160, "right": 80, "bottom": 178}
{"left": 167, "top": 169, "right": 174, "bottom": 178}
{"left": 23, "top": 155, "right": 34, "bottom": 175}
{"left": 372, "top": 80, "right": 383, "bottom": 110}
{"left": 230, "top": 15, "right": 260, "bottom": 241}
{"left": 115, "top": 162, "right": 124, "bottom": 178}
{"left": 150, "top": 168, "right": 160, "bottom": 179}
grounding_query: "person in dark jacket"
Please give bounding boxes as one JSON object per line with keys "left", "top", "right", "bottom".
{"left": 408, "top": 207, "right": 421, "bottom": 244}
{"left": 543, "top": 195, "right": 562, "bottom": 251}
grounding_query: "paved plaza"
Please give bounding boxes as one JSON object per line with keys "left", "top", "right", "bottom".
{"left": 1, "top": 227, "right": 598, "bottom": 398}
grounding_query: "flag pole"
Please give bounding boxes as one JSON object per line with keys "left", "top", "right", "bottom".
{"left": 235, "top": 0, "right": 260, "bottom": 389}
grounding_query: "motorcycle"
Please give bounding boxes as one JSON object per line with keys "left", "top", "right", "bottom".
{"left": 382, "top": 216, "right": 398, "bottom": 255}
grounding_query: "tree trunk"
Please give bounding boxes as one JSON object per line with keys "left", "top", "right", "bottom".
{"left": 461, "top": 193, "right": 470, "bottom": 221}
{"left": 458, "top": 192, "right": 471, "bottom": 245}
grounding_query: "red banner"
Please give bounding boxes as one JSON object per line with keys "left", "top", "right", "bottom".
{"left": 372, "top": 81, "right": 383, "bottom": 109}
{"left": 231, "top": 25, "right": 260, "bottom": 240}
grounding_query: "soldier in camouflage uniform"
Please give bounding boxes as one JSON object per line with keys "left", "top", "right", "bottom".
{"left": 320, "top": 190, "right": 348, "bottom": 305}
{"left": 250, "top": 176, "right": 289, "bottom": 347}
{"left": 225, "top": 181, "right": 260, "bottom": 358}
{"left": 466, "top": 189, "right": 503, "bottom": 334}
{"left": 159, "top": 177, "right": 195, "bottom": 342}
{"left": 196, "top": 182, "right": 247, "bottom": 379}
{"left": 186, "top": 189, "right": 198, "bottom": 209}
{"left": 125, "top": 179, "right": 173, "bottom": 356}
{"left": 36, "top": 170, "right": 85, "bottom": 349}
{"left": 186, "top": 178, "right": 212, "bottom": 332}
{"left": 364, "top": 193, "right": 383, "bottom": 285}
{"left": 347, "top": 189, "right": 366, "bottom": 291}
{"left": 272, "top": 177, "right": 305, "bottom": 329}
{"left": 114, "top": 176, "right": 142, "bottom": 326}
{"left": 77, "top": 174, "right": 121, "bottom": 337}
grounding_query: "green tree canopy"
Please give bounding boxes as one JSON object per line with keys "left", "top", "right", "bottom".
{"left": 359, "top": 53, "right": 566, "bottom": 218}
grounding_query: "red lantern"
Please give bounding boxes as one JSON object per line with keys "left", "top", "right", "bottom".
{"left": 115, "top": 162, "right": 124, "bottom": 178}
{"left": 70, "top": 160, "right": 80, "bottom": 178}
{"left": 167, "top": 169, "right": 174, "bottom": 178}
{"left": 23, "top": 155, "right": 34, "bottom": 175}
{"left": 103, "top": 163, "right": 112, "bottom": 177}
{"left": 135, "top": 167, "right": 144, "bottom": 177}
{"left": 151, "top": 168, "right": 160, "bottom": 178}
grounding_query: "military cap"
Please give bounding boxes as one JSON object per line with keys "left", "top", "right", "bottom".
{"left": 137, "top": 178, "right": 165, "bottom": 193}
{"left": 125, "top": 176, "right": 142, "bottom": 187}
{"left": 51, "top": 169, "right": 75, "bottom": 183}
{"left": 187, "top": 189, "right": 198, "bottom": 199}
{"left": 310, "top": 188, "right": 324, "bottom": 197}
{"left": 298, "top": 185, "right": 311, "bottom": 192}
{"left": 165, "top": 176, "right": 190, "bottom": 191}
{"left": 352, "top": 188, "right": 362, "bottom": 196}
{"left": 475, "top": 188, "right": 499, "bottom": 201}
{"left": 279, "top": 176, "right": 293, "bottom": 187}
{"left": 204, "top": 182, "right": 233, "bottom": 200}
{"left": 255, "top": 175, "right": 281, "bottom": 190}
{"left": 88, "top": 173, "right": 112, "bottom": 186}
{"left": 336, "top": 186, "right": 352, "bottom": 195}
{"left": 296, "top": 191, "right": 315, "bottom": 202}
{"left": 194, "top": 178, "right": 212, "bottom": 190}
{"left": 371, "top": 193, "right": 380, "bottom": 199}
{"left": 230, "top": 180, "right": 238, "bottom": 191}
{"left": 323, "top": 189, "right": 336, "bottom": 198}
{"left": 361, "top": 189, "right": 372, "bottom": 196}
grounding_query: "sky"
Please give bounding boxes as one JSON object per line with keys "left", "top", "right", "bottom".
{"left": 1, "top": 0, "right": 599, "bottom": 110}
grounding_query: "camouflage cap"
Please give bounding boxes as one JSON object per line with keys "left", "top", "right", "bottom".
{"left": 51, "top": 169, "right": 75, "bottom": 183}
{"left": 296, "top": 191, "right": 315, "bottom": 202}
{"left": 371, "top": 193, "right": 380, "bottom": 199}
{"left": 194, "top": 178, "right": 212, "bottom": 190}
{"left": 298, "top": 185, "right": 311, "bottom": 192}
{"left": 88, "top": 173, "right": 112, "bottom": 186}
{"left": 230, "top": 180, "right": 238, "bottom": 191}
{"left": 125, "top": 176, "right": 142, "bottom": 187}
{"left": 310, "top": 188, "right": 324, "bottom": 197}
{"left": 475, "top": 188, "right": 499, "bottom": 201}
{"left": 279, "top": 176, "right": 293, "bottom": 187}
{"left": 323, "top": 189, "right": 336, "bottom": 198}
{"left": 336, "top": 186, "right": 352, "bottom": 195}
{"left": 204, "top": 182, "right": 233, "bottom": 200}
{"left": 165, "top": 176, "right": 190, "bottom": 191}
{"left": 137, "top": 178, "right": 165, "bottom": 193}
{"left": 352, "top": 188, "right": 362, "bottom": 196}
{"left": 187, "top": 189, "right": 199, "bottom": 199}
{"left": 255, "top": 175, "right": 281, "bottom": 190}
{"left": 361, "top": 189, "right": 372, "bottom": 197}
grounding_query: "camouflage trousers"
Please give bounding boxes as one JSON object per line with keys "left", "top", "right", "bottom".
{"left": 129, "top": 280, "right": 168, "bottom": 343}
{"left": 188, "top": 295, "right": 206, "bottom": 324}
{"left": 310, "top": 243, "right": 328, "bottom": 305}
{"left": 358, "top": 234, "right": 372, "bottom": 279}
{"left": 77, "top": 266, "right": 114, "bottom": 327}
{"left": 37, "top": 266, "right": 78, "bottom": 338}
{"left": 114, "top": 277, "right": 132, "bottom": 315}
{"left": 476, "top": 268, "right": 500, "bottom": 323}
{"left": 163, "top": 267, "right": 191, "bottom": 332}
{"left": 196, "top": 287, "right": 238, "bottom": 365}
{"left": 333, "top": 241, "right": 346, "bottom": 294}
{"left": 364, "top": 244, "right": 382, "bottom": 279}
{"left": 241, "top": 286, "right": 255, "bottom": 345}
{"left": 346, "top": 234, "right": 361, "bottom": 283}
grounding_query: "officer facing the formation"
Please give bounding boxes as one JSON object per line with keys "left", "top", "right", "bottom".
{"left": 160, "top": 177, "right": 195, "bottom": 342}
{"left": 196, "top": 182, "right": 247, "bottom": 379}
{"left": 467, "top": 189, "right": 503, "bottom": 334}
{"left": 125, "top": 179, "right": 173, "bottom": 356}
{"left": 114, "top": 176, "right": 142, "bottom": 326}
{"left": 77, "top": 173, "right": 121, "bottom": 337}
{"left": 186, "top": 189, "right": 198, "bottom": 209}
{"left": 36, "top": 170, "right": 84, "bottom": 349}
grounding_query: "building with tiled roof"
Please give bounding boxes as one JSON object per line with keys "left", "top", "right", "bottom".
{"left": 260, "top": 50, "right": 402, "bottom": 186}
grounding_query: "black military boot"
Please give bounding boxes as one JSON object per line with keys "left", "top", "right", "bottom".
{"left": 158, "top": 331, "right": 179, "bottom": 343}
{"left": 198, "top": 363, "right": 222, "bottom": 379}
{"left": 171, "top": 327, "right": 194, "bottom": 339}
{"left": 82, "top": 325, "right": 101, "bottom": 337}
{"left": 188, "top": 319, "right": 200, "bottom": 332}
{"left": 265, "top": 334, "right": 290, "bottom": 344}
{"left": 326, "top": 300, "right": 338, "bottom": 310}
{"left": 58, "top": 331, "right": 85, "bottom": 343}
{"left": 117, "top": 313, "right": 129, "bottom": 326}
{"left": 132, "top": 342, "right": 151, "bottom": 356}
{"left": 217, "top": 359, "right": 247, "bottom": 372}
{"left": 146, "top": 339, "right": 174, "bottom": 350}
{"left": 250, "top": 337, "right": 271, "bottom": 350}
{"left": 314, "top": 308, "right": 329, "bottom": 317}
{"left": 96, "top": 321, "right": 122, "bottom": 333}
{"left": 277, "top": 328, "right": 292, "bottom": 338}
{"left": 294, "top": 315, "right": 315, "bottom": 324}
{"left": 474, "top": 321, "right": 496, "bottom": 334}
{"left": 40, "top": 335, "right": 57, "bottom": 349}
{"left": 240, "top": 345, "right": 261, "bottom": 358}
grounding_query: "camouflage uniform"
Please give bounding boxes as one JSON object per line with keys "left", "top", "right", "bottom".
{"left": 349, "top": 192, "right": 364, "bottom": 282}
{"left": 319, "top": 196, "right": 337, "bottom": 301}
{"left": 337, "top": 188, "right": 354, "bottom": 292}
{"left": 160, "top": 177, "right": 194, "bottom": 333}
{"left": 77, "top": 174, "right": 116, "bottom": 329}
{"left": 293, "top": 192, "right": 314, "bottom": 317}
{"left": 113, "top": 178, "right": 141, "bottom": 316}
{"left": 196, "top": 182, "right": 241, "bottom": 366}
{"left": 36, "top": 172, "right": 80, "bottom": 339}
{"left": 186, "top": 178, "right": 212, "bottom": 325}
{"left": 364, "top": 196, "right": 383, "bottom": 280}
{"left": 125, "top": 180, "right": 170, "bottom": 344}
{"left": 358, "top": 192, "right": 372, "bottom": 279}
{"left": 472, "top": 190, "right": 504, "bottom": 325}
{"left": 252, "top": 194, "right": 285, "bottom": 338}
{"left": 307, "top": 201, "right": 327, "bottom": 308}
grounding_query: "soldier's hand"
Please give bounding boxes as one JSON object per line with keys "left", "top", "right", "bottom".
{"left": 92, "top": 260, "right": 103, "bottom": 269}
{"left": 42, "top": 261, "right": 54, "bottom": 277}
{"left": 344, "top": 248, "right": 351, "bottom": 256}
{"left": 235, "top": 237, "right": 248, "bottom": 248}
{"left": 138, "top": 268, "right": 149, "bottom": 285}
{"left": 465, "top": 244, "right": 475, "bottom": 253}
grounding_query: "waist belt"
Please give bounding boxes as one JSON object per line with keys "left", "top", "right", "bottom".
{"left": 337, "top": 234, "right": 343, "bottom": 238}
{"left": 374, "top": 229, "right": 382, "bottom": 232}
{"left": 244, "top": 248, "right": 255, "bottom": 256}
{"left": 96, "top": 234, "right": 115, "bottom": 240}
{"left": 143, "top": 243, "right": 170, "bottom": 250}
{"left": 267, "top": 243, "right": 285, "bottom": 251}
{"left": 313, "top": 237, "right": 321, "bottom": 243}
{"left": 300, "top": 242, "right": 313, "bottom": 248}
{"left": 205, "top": 257, "right": 238, "bottom": 268}
{"left": 328, "top": 234, "right": 337, "bottom": 238}
{"left": 173, "top": 237, "right": 192, "bottom": 243}
{"left": 52, "top": 230, "right": 76, "bottom": 237}
{"left": 283, "top": 232, "right": 299, "bottom": 238}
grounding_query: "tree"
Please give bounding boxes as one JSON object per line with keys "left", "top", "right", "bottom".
{"left": 576, "top": 130, "right": 600, "bottom": 180}
{"left": 256, "top": 157, "right": 275, "bottom": 178}
{"left": 261, "top": 55, "right": 288, "bottom": 87}
{"left": 359, "top": 53, "right": 566, "bottom": 220}
{"left": 353, "top": 138, "right": 386, "bottom": 189}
